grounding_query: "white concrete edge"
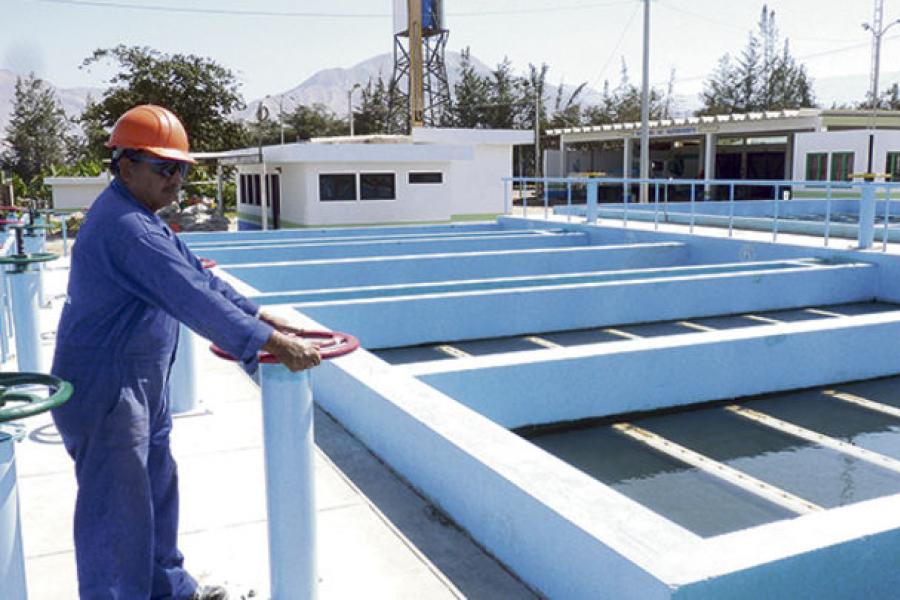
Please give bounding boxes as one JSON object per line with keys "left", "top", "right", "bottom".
{"left": 405, "top": 308, "right": 898, "bottom": 377}
{"left": 660, "top": 493, "right": 900, "bottom": 586}
{"left": 284, "top": 311, "right": 702, "bottom": 582}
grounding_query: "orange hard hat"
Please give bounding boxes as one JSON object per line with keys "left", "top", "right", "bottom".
{"left": 106, "top": 104, "right": 197, "bottom": 164}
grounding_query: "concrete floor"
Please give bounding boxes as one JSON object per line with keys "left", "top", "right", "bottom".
{"left": 6, "top": 252, "right": 535, "bottom": 600}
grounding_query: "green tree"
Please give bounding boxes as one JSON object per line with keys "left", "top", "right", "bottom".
{"left": 452, "top": 48, "right": 491, "bottom": 128}
{"left": 484, "top": 58, "right": 522, "bottom": 129}
{"left": 2, "top": 73, "right": 69, "bottom": 184}
{"left": 355, "top": 76, "right": 405, "bottom": 135}
{"left": 78, "top": 45, "right": 248, "bottom": 158}
{"left": 584, "top": 60, "right": 668, "bottom": 125}
{"left": 284, "top": 103, "right": 346, "bottom": 140}
{"left": 698, "top": 5, "right": 815, "bottom": 114}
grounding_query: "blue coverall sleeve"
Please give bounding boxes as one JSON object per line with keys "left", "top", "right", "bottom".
{"left": 114, "top": 231, "right": 273, "bottom": 364}
{"left": 180, "top": 242, "right": 260, "bottom": 317}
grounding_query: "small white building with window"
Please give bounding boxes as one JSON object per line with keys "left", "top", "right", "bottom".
{"left": 217, "top": 128, "right": 531, "bottom": 230}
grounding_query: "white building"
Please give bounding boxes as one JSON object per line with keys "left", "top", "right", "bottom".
{"left": 209, "top": 128, "right": 532, "bottom": 230}
{"left": 43, "top": 174, "right": 110, "bottom": 210}
{"left": 547, "top": 109, "right": 900, "bottom": 200}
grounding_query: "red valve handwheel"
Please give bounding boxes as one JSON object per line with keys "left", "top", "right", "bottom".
{"left": 211, "top": 329, "right": 359, "bottom": 363}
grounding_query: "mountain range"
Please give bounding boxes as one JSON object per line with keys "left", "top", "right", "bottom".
{"left": 1, "top": 53, "right": 896, "bottom": 137}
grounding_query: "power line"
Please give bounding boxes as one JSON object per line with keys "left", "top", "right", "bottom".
{"left": 36, "top": 0, "right": 634, "bottom": 18}
{"left": 586, "top": 2, "right": 642, "bottom": 91}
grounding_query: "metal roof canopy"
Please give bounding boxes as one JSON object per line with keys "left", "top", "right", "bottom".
{"left": 548, "top": 109, "right": 900, "bottom": 143}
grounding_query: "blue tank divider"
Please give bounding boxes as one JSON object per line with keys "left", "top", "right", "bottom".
{"left": 181, "top": 222, "right": 503, "bottom": 245}
{"left": 296, "top": 259, "right": 877, "bottom": 349}
{"left": 223, "top": 243, "right": 689, "bottom": 294}
{"left": 0, "top": 424, "right": 27, "bottom": 599}
{"left": 413, "top": 311, "right": 900, "bottom": 429}
{"left": 199, "top": 232, "right": 589, "bottom": 265}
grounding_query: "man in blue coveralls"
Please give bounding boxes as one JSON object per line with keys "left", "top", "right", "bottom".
{"left": 50, "top": 104, "right": 320, "bottom": 600}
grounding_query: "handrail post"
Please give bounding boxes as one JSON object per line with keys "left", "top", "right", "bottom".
{"left": 858, "top": 181, "right": 877, "bottom": 249}
{"left": 586, "top": 180, "right": 598, "bottom": 224}
{"left": 728, "top": 183, "right": 735, "bottom": 237}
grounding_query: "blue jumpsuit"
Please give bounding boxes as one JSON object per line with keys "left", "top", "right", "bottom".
{"left": 51, "top": 179, "right": 273, "bottom": 599}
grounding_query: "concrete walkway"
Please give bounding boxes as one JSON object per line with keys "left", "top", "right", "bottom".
{"left": 6, "top": 252, "right": 535, "bottom": 599}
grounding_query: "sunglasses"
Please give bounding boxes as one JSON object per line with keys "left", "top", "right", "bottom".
{"left": 128, "top": 155, "right": 191, "bottom": 178}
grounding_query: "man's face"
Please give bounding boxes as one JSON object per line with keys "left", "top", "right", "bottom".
{"left": 118, "top": 153, "right": 188, "bottom": 213}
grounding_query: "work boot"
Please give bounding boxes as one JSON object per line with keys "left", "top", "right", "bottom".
{"left": 189, "top": 584, "right": 230, "bottom": 600}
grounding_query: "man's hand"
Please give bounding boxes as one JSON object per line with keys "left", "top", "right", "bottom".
{"left": 261, "top": 330, "right": 321, "bottom": 372}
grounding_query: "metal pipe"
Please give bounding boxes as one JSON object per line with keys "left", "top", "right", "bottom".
{"left": 638, "top": 0, "right": 651, "bottom": 203}
{"left": 9, "top": 269, "right": 42, "bottom": 372}
{"left": 169, "top": 323, "right": 198, "bottom": 414}
{"left": 0, "top": 425, "right": 27, "bottom": 599}
{"left": 260, "top": 363, "right": 316, "bottom": 600}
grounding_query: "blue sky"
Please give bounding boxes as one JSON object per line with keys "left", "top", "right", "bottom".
{"left": 4, "top": 0, "right": 898, "bottom": 102}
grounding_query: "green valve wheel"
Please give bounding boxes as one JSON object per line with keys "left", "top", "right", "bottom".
{"left": 0, "top": 253, "right": 58, "bottom": 266}
{"left": 0, "top": 373, "right": 73, "bottom": 423}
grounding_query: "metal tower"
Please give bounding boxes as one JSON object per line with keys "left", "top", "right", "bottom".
{"left": 388, "top": 0, "right": 452, "bottom": 131}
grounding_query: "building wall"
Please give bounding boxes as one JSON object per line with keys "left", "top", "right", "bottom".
{"left": 44, "top": 176, "right": 109, "bottom": 210}
{"left": 448, "top": 145, "right": 509, "bottom": 217}
{"left": 793, "top": 130, "right": 900, "bottom": 181}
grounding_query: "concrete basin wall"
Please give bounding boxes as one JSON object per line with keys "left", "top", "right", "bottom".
{"left": 223, "top": 243, "right": 688, "bottom": 292}
{"left": 297, "top": 262, "right": 877, "bottom": 348}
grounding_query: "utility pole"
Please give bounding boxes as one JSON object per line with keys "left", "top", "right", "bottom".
{"left": 862, "top": 0, "right": 899, "bottom": 171}
{"left": 407, "top": 0, "right": 424, "bottom": 131}
{"left": 348, "top": 83, "right": 361, "bottom": 136}
{"left": 639, "top": 0, "right": 651, "bottom": 203}
{"left": 534, "top": 93, "right": 541, "bottom": 179}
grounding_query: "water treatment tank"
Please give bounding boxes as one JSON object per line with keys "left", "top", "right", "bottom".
{"left": 393, "top": 0, "right": 445, "bottom": 36}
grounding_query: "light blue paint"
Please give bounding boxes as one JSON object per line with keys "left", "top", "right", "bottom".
{"left": 250, "top": 260, "right": 832, "bottom": 306}
{"left": 199, "top": 231, "right": 588, "bottom": 265}
{"left": 186, "top": 213, "right": 900, "bottom": 599}
{"left": 260, "top": 364, "right": 316, "bottom": 600}
{"left": 295, "top": 261, "right": 875, "bottom": 348}
{"left": 0, "top": 427, "right": 27, "bottom": 600}
{"left": 181, "top": 222, "right": 503, "bottom": 245}
{"left": 223, "top": 244, "right": 688, "bottom": 293}
{"left": 9, "top": 270, "right": 43, "bottom": 373}
{"left": 417, "top": 314, "right": 900, "bottom": 428}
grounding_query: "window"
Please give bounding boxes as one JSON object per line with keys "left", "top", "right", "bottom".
{"left": 239, "top": 173, "right": 278, "bottom": 206}
{"left": 409, "top": 172, "right": 443, "bottom": 184}
{"left": 830, "top": 152, "right": 854, "bottom": 182}
{"left": 805, "top": 153, "right": 827, "bottom": 181}
{"left": 360, "top": 173, "right": 395, "bottom": 200}
{"left": 887, "top": 152, "right": 900, "bottom": 182}
{"left": 319, "top": 173, "right": 356, "bottom": 201}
